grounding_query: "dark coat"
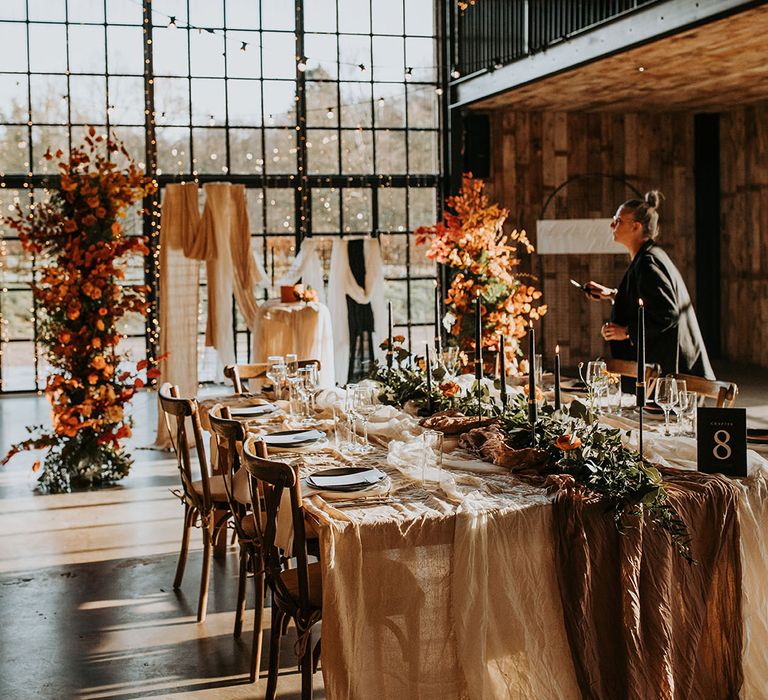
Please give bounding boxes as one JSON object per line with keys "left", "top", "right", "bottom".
{"left": 609, "top": 239, "right": 714, "bottom": 379}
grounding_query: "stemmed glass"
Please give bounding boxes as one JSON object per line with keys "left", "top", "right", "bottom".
{"left": 671, "top": 379, "right": 688, "bottom": 434}
{"left": 266, "top": 355, "right": 286, "bottom": 398}
{"left": 344, "top": 383, "right": 359, "bottom": 451}
{"left": 298, "top": 365, "right": 319, "bottom": 424}
{"left": 352, "top": 385, "right": 377, "bottom": 453}
{"left": 654, "top": 377, "right": 679, "bottom": 436}
{"left": 679, "top": 390, "right": 698, "bottom": 437}
{"left": 605, "top": 372, "right": 622, "bottom": 415}
{"left": 285, "top": 353, "right": 299, "bottom": 379}
{"left": 586, "top": 360, "right": 608, "bottom": 416}
{"left": 441, "top": 347, "right": 460, "bottom": 377}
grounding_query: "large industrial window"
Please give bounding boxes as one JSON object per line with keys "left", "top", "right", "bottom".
{"left": 0, "top": 0, "right": 442, "bottom": 392}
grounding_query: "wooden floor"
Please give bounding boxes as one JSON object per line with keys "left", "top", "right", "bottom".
{"left": 1, "top": 360, "right": 766, "bottom": 699}
{"left": 0, "top": 390, "right": 325, "bottom": 700}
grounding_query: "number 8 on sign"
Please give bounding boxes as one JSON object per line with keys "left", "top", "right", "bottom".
{"left": 713, "top": 430, "right": 732, "bottom": 460}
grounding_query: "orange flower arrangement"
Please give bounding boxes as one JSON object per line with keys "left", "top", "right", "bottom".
{"left": 415, "top": 174, "right": 546, "bottom": 373}
{"left": 1, "top": 128, "right": 158, "bottom": 492}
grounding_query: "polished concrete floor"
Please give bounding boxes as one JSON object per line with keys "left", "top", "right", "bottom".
{"left": 1, "top": 361, "right": 767, "bottom": 699}
{"left": 0, "top": 391, "right": 324, "bottom": 699}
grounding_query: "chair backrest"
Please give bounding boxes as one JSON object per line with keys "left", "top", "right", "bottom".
{"left": 158, "top": 382, "right": 211, "bottom": 512}
{"left": 241, "top": 437, "right": 313, "bottom": 616}
{"left": 207, "top": 405, "right": 251, "bottom": 540}
{"left": 605, "top": 359, "right": 662, "bottom": 393}
{"left": 672, "top": 373, "right": 738, "bottom": 408}
{"left": 224, "top": 359, "right": 321, "bottom": 394}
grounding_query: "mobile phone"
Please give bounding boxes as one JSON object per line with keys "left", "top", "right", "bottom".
{"left": 570, "top": 279, "right": 586, "bottom": 291}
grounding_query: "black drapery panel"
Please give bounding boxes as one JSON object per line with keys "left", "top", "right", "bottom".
{"left": 346, "top": 240, "right": 375, "bottom": 383}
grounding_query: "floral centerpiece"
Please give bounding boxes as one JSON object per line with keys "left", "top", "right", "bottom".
{"left": 1, "top": 129, "right": 157, "bottom": 492}
{"left": 415, "top": 173, "right": 547, "bottom": 374}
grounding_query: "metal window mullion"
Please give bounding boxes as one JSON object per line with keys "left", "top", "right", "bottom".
{"left": 401, "top": 0, "right": 413, "bottom": 349}
{"left": 296, "top": 0, "right": 309, "bottom": 248}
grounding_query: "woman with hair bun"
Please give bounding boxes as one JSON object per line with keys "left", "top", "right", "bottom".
{"left": 584, "top": 190, "right": 714, "bottom": 379}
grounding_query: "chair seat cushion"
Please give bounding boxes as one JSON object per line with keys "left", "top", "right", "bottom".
{"left": 191, "top": 474, "right": 231, "bottom": 503}
{"left": 279, "top": 561, "right": 323, "bottom": 608}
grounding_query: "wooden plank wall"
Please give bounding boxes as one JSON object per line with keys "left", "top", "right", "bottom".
{"left": 721, "top": 102, "right": 768, "bottom": 367}
{"left": 486, "top": 110, "right": 697, "bottom": 371}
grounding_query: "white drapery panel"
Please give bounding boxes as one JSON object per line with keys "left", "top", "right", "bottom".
{"left": 327, "top": 238, "right": 386, "bottom": 385}
{"left": 155, "top": 182, "right": 202, "bottom": 448}
{"left": 277, "top": 238, "right": 325, "bottom": 303}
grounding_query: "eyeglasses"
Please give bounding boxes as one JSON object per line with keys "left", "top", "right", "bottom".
{"left": 611, "top": 216, "right": 635, "bottom": 227}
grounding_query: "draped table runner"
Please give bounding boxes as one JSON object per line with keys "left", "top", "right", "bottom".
{"left": 250, "top": 299, "right": 335, "bottom": 389}
{"left": 295, "top": 404, "right": 768, "bottom": 700}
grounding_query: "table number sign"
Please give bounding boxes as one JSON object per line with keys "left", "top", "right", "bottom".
{"left": 697, "top": 407, "right": 747, "bottom": 477}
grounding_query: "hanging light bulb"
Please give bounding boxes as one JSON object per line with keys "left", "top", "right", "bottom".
{"left": 168, "top": 16, "right": 177, "bottom": 28}
{"left": 297, "top": 55, "right": 308, "bottom": 72}
{"left": 451, "top": 66, "right": 461, "bottom": 79}
{"left": 405, "top": 67, "right": 413, "bottom": 81}
{"left": 358, "top": 63, "right": 367, "bottom": 73}
{"left": 326, "top": 106, "right": 334, "bottom": 119}
{"left": 240, "top": 41, "right": 248, "bottom": 52}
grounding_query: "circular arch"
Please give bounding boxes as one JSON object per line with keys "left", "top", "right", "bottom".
{"left": 539, "top": 173, "right": 643, "bottom": 220}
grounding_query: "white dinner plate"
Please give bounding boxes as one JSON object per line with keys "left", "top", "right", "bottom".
{"left": 262, "top": 428, "right": 326, "bottom": 447}
{"left": 229, "top": 403, "right": 278, "bottom": 417}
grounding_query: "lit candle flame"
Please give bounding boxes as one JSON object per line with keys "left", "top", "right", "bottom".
{"left": 639, "top": 298, "right": 644, "bottom": 307}
{"left": 555, "top": 344, "right": 560, "bottom": 354}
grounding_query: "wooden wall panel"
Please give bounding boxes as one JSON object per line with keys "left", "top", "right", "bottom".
{"left": 486, "top": 110, "right": 697, "bottom": 371}
{"left": 721, "top": 102, "right": 768, "bottom": 367}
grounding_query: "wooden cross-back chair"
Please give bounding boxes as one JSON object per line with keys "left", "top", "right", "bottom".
{"left": 224, "top": 359, "right": 321, "bottom": 395}
{"left": 604, "top": 359, "right": 662, "bottom": 394}
{"left": 207, "top": 406, "right": 265, "bottom": 682}
{"left": 672, "top": 373, "right": 739, "bottom": 408}
{"left": 241, "top": 437, "right": 323, "bottom": 699}
{"left": 158, "top": 383, "right": 231, "bottom": 623}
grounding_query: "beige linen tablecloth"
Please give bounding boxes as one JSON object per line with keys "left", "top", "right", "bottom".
{"left": 299, "top": 417, "right": 768, "bottom": 700}
{"left": 251, "top": 299, "right": 335, "bottom": 388}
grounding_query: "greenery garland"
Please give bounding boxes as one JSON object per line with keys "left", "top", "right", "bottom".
{"left": 369, "top": 342, "right": 692, "bottom": 561}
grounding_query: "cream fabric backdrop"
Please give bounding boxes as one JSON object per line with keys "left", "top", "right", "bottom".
{"left": 277, "top": 237, "right": 325, "bottom": 303}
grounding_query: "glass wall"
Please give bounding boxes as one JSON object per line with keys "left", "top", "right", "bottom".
{"left": 0, "top": 0, "right": 442, "bottom": 391}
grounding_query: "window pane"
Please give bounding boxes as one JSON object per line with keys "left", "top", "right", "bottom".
{"left": 339, "top": 35, "right": 370, "bottom": 81}
{"left": 2, "top": 342, "right": 38, "bottom": 391}
{"left": 226, "top": 32, "right": 262, "bottom": 78}
{"left": 70, "top": 75, "right": 107, "bottom": 124}
{"left": 29, "top": 24, "right": 67, "bottom": 73}
{"left": 0, "top": 76, "right": 28, "bottom": 122}
{"left": 405, "top": 0, "right": 435, "bottom": 36}
{"left": 228, "top": 79, "right": 262, "bottom": 126}
{"left": 154, "top": 138, "right": 183, "bottom": 177}
{"left": 304, "top": 33, "right": 338, "bottom": 80}
{"left": 4, "top": 290, "right": 34, "bottom": 339}
{"left": 110, "top": 126, "right": 145, "bottom": 171}
{"left": 304, "top": 0, "right": 336, "bottom": 33}
{"left": 108, "top": 77, "right": 145, "bottom": 124}
{"left": 382, "top": 234, "right": 407, "bottom": 271}
{"left": 262, "top": 2, "right": 294, "bottom": 31}
{"left": 406, "top": 37, "right": 437, "bottom": 82}
{"left": 229, "top": 129, "right": 263, "bottom": 174}
{"left": 190, "top": 29, "right": 226, "bottom": 77}
{"left": 410, "top": 236, "right": 437, "bottom": 277}
{"left": 306, "top": 85, "right": 338, "bottom": 127}
{"left": 155, "top": 78, "right": 190, "bottom": 126}
{"left": 266, "top": 189, "right": 295, "bottom": 233}
{"left": 3, "top": 239, "right": 34, "bottom": 284}
{"left": 340, "top": 83, "right": 371, "bottom": 128}
{"left": 408, "top": 87, "right": 439, "bottom": 128}
{"left": 67, "top": 0, "right": 104, "bottom": 23}
{"left": 372, "top": 0, "right": 404, "bottom": 34}
{"left": 338, "top": 0, "right": 370, "bottom": 33}
{"left": 408, "top": 131, "right": 438, "bottom": 174}
{"left": 192, "top": 127, "right": 227, "bottom": 174}
{"left": 245, "top": 188, "right": 265, "bottom": 233}
{"left": 29, "top": 0, "right": 65, "bottom": 22}
{"left": 0, "top": 22, "right": 27, "bottom": 72}
{"left": 32, "top": 126, "right": 69, "bottom": 173}
{"left": 0, "top": 1, "right": 26, "bottom": 21}
{"left": 262, "top": 81, "right": 296, "bottom": 126}
{"left": 189, "top": 0, "right": 223, "bottom": 27}
{"left": 311, "top": 187, "right": 340, "bottom": 233}
{"left": 152, "top": 25, "right": 190, "bottom": 76}
{"left": 264, "top": 128, "right": 296, "bottom": 174}
{"left": 374, "top": 84, "right": 406, "bottom": 128}
{"left": 107, "top": 26, "right": 145, "bottom": 75}
{"left": 106, "top": 0, "right": 142, "bottom": 24}
{"left": 375, "top": 131, "right": 406, "bottom": 173}
{"left": 378, "top": 188, "right": 407, "bottom": 232}
{"left": 306, "top": 129, "right": 338, "bottom": 174}
{"left": 191, "top": 79, "right": 227, "bottom": 126}
{"left": 68, "top": 25, "right": 106, "bottom": 73}
{"left": 30, "top": 75, "right": 68, "bottom": 125}
{"left": 262, "top": 33, "right": 295, "bottom": 79}
{"left": 410, "top": 279, "right": 436, "bottom": 322}
{"left": 341, "top": 129, "right": 373, "bottom": 174}
{"left": 342, "top": 188, "right": 371, "bottom": 232}
{"left": 0, "top": 126, "right": 28, "bottom": 173}
{"left": 385, "top": 280, "right": 407, "bottom": 324}
{"left": 408, "top": 187, "right": 438, "bottom": 229}
{"left": 226, "top": 0, "right": 261, "bottom": 29}
{"left": 373, "top": 37, "right": 405, "bottom": 82}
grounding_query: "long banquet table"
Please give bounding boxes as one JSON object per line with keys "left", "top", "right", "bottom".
{"left": 294, "top": 406, "right": 768, "bottom": 700}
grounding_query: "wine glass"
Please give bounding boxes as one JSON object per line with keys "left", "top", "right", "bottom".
{"left": 298, "top": 365, "right": 319, "bottom": 424}
{"left": 654, "top": 377, "right": 679, "bottom": 436}
{"left": 287, "top": 376, "right": 306, "bottom": 419}
{"left": 680, "top": 390, "right": 698, "bottom": 437}
{"left": 605, "top": 372, "right": 622, "bottom": 415}
{"left": 671, "top": 379, "right": 688, "bottom": 434}
{"left": 352, "top": 385, "right": 377, "bottom": 453}
{"left": 266, "top": 356, "right": 286, "bottom": 397}
{"left": 344, "top": 383, "right": 359, "bottom": 451}
{"left": 586, "top": 360, "right": 607, "bottom": 415}
{"left": 285, "top": 353, "right": 299, "bottom": 379}
{"left": 441, "top": 347, "right": 460, "bottom": 377}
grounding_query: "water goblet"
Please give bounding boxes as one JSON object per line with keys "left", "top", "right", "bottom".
{"left": 344, "top": 383, "right": 359, "bottom": 451}
{"left": 605, "top": 372, "right": 622, "bottom": 415}
{"left": 266, "top": 356, "right": 286, "bottom": 398}
{"left": 654, "top": 377, "right": 679, "bottom": 436}
{"left": 287, "top": 376, "right": 306, "bottom": 419}
{"left": 586, "top": 360, "right": 608, "bottom": 416}
{"left": 421, "top": 429, "right": 444, "bottom": 487}
{"left": 680, "top": 390, "right": 698, "bottom": 437}
{"left": 285, "top": 353, "right": 299, "bottom": 378}
{"left": 298, "top": 365, "right": 319, "bottom": 424}
{"left": 352, "top": 385, "right": 377, "bottom": 453}
{"left": 671, "top": 379, "right": 688, "bottom": 434}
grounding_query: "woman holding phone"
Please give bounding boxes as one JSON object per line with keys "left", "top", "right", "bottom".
{"left": 584, "top": 190, "right": 714, "bottom": 379}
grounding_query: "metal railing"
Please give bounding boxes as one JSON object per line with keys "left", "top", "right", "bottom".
{"left": 455, "top": 0, "right": 658, "bottom": 77}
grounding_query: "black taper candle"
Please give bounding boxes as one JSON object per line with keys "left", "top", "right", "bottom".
{"left": 387, "top": 301, "right": 393, "bottom": 370}
{"left": 425, "top": 343, "right": 433, "bottom": 413}
{"left": 271, "top": 247, "right": 275, "bottom": 287}
{"left": 528, "top": 323, "right": 537, "bottom": 426}
{"left": 554, "top": 344, "right": 561, "bottom": 411}
{"left": 475, "top": 295, "right": 483, "bottom": 414}
{"left": 499, "top": 334, "right": 508, "bottom": 408}
{"left": 637, "top": 299, "right": 645, "bottom": 458}
{"left": 434, "top": 284, "right": 442, "bottom": 357}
